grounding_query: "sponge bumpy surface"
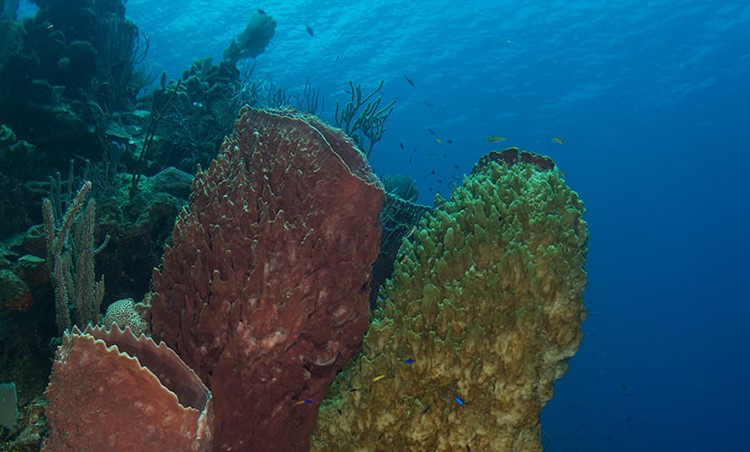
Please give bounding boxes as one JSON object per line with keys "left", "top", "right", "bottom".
{"left": 313, "top": 160, "right": 588, "bottom": 451}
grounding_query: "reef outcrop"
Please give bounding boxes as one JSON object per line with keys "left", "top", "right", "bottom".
{"left": 149, "top": 107, "right": 384, "bottom": 451}
{"left": 313, "top": 152, "right": 588, "bottom": 451}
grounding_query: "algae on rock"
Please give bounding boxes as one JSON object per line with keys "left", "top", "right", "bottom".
{"left": 313, "top": 157, "right": 588, "bottom": 451}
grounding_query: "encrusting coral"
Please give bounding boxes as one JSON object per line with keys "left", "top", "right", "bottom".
{"left": 102, "top": 297, "right": 149, "bottom": 336}
{"left": 312, "top": 150, "right": 588, "bottom": 451}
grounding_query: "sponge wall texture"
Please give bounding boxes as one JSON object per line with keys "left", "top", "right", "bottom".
{"left": 313, "top": 159, "right": 588, "bottom": 451}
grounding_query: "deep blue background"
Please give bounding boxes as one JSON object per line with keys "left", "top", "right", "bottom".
{"left": 22, "top": 0, "right": 750, "bottom": 449}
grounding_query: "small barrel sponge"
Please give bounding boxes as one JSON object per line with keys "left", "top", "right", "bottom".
{"left": 43, "top": 325, "right": 213, "bottom": 451}
{"left": 312, "top": 157, "right": 588, "bottom": 451}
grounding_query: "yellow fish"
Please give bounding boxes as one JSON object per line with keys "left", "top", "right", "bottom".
{"left": 486, "top": 135, "right": 506, "bottom": 143}
{"left": 372, "top": 375, "right": 386, "bottom": 382}
{"left": 434, "top": 138, "right": 442, "bottom": 144}
{"left": 551, "top": 137, "right": 564, "bottom": 144}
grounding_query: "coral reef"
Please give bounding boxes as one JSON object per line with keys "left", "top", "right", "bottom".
{"left": 312, "top": 153, "right": 588, "bottom": 451}
{"left": 0, "top": 125, "right": 44, "bottom": 240}
{"left": 43, "top": 325, "right": 213, "bottom": 451}
{"left": 0, "top": 240, "right": 55, "bottom": 441}
{"left": 149, "top": 107, "right": 384, "bottom": 451}
{"left": 147, "top": 58, "right": 243, "bottom": 172}
{"left": 96, "top": 166, "right": 192, "bottom": 303}
{"left": 0, "top": 0, "right": 149, "bottom": 172}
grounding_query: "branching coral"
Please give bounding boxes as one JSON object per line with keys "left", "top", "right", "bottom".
{"left": 313, "top": 153, "right": 588, "bottom": 451}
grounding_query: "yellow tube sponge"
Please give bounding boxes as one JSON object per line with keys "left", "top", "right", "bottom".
{"left": 312, "top": 154, "right": 588, "bottom": 451}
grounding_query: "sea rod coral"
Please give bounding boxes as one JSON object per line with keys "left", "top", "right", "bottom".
{"left": 312, "top": 149, "right": 588, "bottom": 451}
{"left": 149, "top": 107, "right": 384, "bottom": 451}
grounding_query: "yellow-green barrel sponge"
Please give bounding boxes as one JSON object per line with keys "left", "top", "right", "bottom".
{"left": 312, "top": 152, "right": 588, "bottom": 451}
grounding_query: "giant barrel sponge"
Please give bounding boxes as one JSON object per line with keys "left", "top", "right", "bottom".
{"left": 149, "top": 107, "right": 384, "bottom": 451}
{"left": 313, "top": 149, "right": 588, "bottom": 451}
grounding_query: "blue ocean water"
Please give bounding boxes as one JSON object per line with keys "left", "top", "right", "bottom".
{"left": 20, "top": 0, "right": 748, "bottom": 449}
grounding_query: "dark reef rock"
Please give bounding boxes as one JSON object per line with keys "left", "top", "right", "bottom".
{"left": 0, "top": 173, "right": 41, "bottom": 240}
{"left": 94, "top": 170, "right": 189, "bottom": 305}
{"left": 0, "top": 268, "right": 32, "bottom": 313}
{"left": 0, "top": 125, "right": 39, "bottom": 180}
{"left": 143, "top": 166, "right": 194, "bottom": 199}
{"left": 472, "top": 147, "right": 556, "bottom": 175}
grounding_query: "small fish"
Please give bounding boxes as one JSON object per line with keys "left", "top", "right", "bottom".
{"left": 486, "top": 135, "right": 506, "bottom": 143}
{"left": 403, "top": 359, "right": 415, "bottom": 364}
{"left": 257, "top": 8, "right": 266, "bottom": 15}
{"left": 454, "top": 395, "right": 465, "bottom": 406}
{"left": 408, "top": 156, "right": 413, "bottom": 163}
{"left": 454, "top": 165, "right": 460, "bottom": 169}
{"left": 46, "top": 24, "right": 55, "bottom": 30}
{"left": 404, "top": 75, "right": 415, "bottom": 87}
{"left": 399, "top": 141, "right": 404, "bottom": 149}
{"left": 337, "top": 408, "right": 343, "bottom": 416}
{"left": 447, "top": 139, "right": 453, "bottom": 144}
{"left": 306, "top": 25, "right": 314, "bottom": 36}
{"left": 429, "top": 170, "right": 436, "bottom": 175}
{"left": 294, "top": 399, "right": 313, "bottom": 406}
{"left": 434, "top": 138, "right": 442, "bottom": 144}
{"left": 192, "top": 101, "right": 204, "bottom": 108}
{"left": 424, "top": 101, "right": 435, "bottom": 107}
{"left": 372, "top": 375, "right": 386, "bottom": 382}
{"left": 551, "top": 136, "right": 564, "bottom": 144}
{"left": 422, "top": 404, "right": 431, "bottom": 413}
{"left": 427, "top": 128, "right": 436, "bottom": 135}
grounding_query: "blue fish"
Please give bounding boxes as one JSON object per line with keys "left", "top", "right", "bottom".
{"left": 454, "top": 395, "right": 465, "bottom": 406}
{"left": 403, "top": 359, "right": 415, "bottom": 364}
